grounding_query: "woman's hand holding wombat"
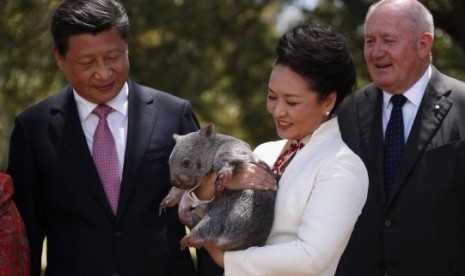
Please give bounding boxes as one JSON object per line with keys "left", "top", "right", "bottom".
{"left": 219, "top": 163, "right": 278, "bottom": 191}
{"left": 192, "top": 163, "right": 277, "bottom": 200}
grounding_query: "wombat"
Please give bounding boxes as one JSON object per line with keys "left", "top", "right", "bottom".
{"left": 160, "top": 124, "right": 276, "bottom": 251}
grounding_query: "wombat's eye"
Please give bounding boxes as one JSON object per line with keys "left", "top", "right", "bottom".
{"left": 181, "top": 158, "right": 190, "bottom": 168}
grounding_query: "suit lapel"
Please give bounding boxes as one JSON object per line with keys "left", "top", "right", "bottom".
{"left": 357, "top": 86, "right": 383, "bottom": 151}
{"left": 387, "top": 68, "right": 452, "bottom": 206}
{"left": 49, "top": 87, "right": 115, "bottom": 217}
{"left": 357, "top": 87, "right": 387, "bottom": 204}
{"left": 116, "top": 81, "right": 157, "bottom": 221}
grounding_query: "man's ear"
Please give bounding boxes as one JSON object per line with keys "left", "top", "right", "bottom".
{"left": 53, "top": 47, "right": 65, "bottom": 70}
{"left": 419, "top": 32, "right": 434, "bottom": 59}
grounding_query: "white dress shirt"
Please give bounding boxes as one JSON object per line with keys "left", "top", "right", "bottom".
{"left": 73, "top": 83, "right": 129, "bottom": 178}
{"left": 382, "top": 65, "right": 432, "bottom": 142}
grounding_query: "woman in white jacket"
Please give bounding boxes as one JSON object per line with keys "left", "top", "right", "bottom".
{"left": 193, "top": 25, "right": 368, "bottom": 276}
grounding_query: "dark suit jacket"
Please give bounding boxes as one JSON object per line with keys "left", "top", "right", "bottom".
{"left": 8, "top": 80, "right": 222, "bottom": 276}
{"left": 336, "top": 67, "right": 465, "bottom": 276}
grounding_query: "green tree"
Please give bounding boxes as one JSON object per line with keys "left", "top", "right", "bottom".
{"left": 295, "top": 0, "right": 465, "bottom": 88}
{"left": 0, "top": 0, "right": 289, "bottom": 170}
{"left": 0, "top": 0, "right": 63, "bottom": 171}
{"left": 2, "top": 0, "right": 465, "bottom": 171}
{"left": 124, "top": 0, "right": 287, "bottom": 144}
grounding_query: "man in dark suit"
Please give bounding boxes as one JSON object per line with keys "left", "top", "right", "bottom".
{"left": 7, "top": 0, "right": 222, "bottom": 275}
{"left": 336, "top": 0, "right": 465, "bottom": 275}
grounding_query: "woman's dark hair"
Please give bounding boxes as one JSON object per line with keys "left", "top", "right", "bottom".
{"left": 275, "top": 25, "right": 356, "bottom": 114}
{"left": 51, "top": 0, "right": 129, "bottom": 56}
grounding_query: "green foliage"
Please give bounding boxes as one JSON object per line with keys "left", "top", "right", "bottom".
{"left": 1, "top": 0, "right": 465, "bottom": 171}
{"left": 433, "top": 29, "right": 465, "bottom": 80}
{"left": 0, "top": 0, "right": 64, "bottom": 170}
{"left": 298, "top": 0, "right": 465, "bottom": 88}
{"left": 123, "top": 0, "right": 284, "bottom": 144}
{"left": 0, "top": 0, "right": 288, "bottom": 170}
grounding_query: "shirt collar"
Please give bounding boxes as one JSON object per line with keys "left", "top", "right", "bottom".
{"left": 382, "top": 65, "right": 432, "bottom": 109}
{"left": 74, "top": 82, "right": 129, "bottom": 121}
{"left": 284, "top": 124, "right": 315, "bottom": 149}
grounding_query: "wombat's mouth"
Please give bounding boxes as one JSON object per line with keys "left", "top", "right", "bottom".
{"left": 170, "top": 178, "right": 192, "bottom": 190}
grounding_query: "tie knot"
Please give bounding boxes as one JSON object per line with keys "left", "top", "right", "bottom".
{"left": 390, "top": 95, "right": 407, "bottom": 108}
{"left": 289, "top": 141, "right": 304, "bottom": 151}
{"left": 93, "top": 104, "right": 113, "bottom": 119}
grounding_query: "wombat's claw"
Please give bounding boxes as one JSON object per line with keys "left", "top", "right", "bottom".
{"left": 158, "top": 205, "right": 166, "bottom": 216}
{"left": 159, "top": 196, "right": 179, "bottom": 215}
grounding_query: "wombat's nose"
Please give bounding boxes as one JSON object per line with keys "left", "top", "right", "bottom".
{"left": 171, "top": 175, "right": 190, "bottom": 189}
{"left": 171, "top": 178, "right": 181, "bottom": 187}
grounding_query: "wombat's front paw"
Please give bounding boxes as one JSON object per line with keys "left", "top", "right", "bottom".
{"left": 216, "top": 168, "right": 233, "bottom": 192}
{"left": 180, "top": 235, "right": 205, "bottom": 250}
{"left": 159, "top": 187, "right": 185, "bottom": 215}
{"left": 179, "top": 207, "right": 203, "bottom": 227}
{"left": 179, "top": 207, "right": 194, "bottom": 227}
{"left": 158, "top": 196, "right": 177, "bottom": 216}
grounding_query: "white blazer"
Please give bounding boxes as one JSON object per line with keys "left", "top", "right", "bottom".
{"left": 224, "top": 117, "right": 368, "bottom": 276}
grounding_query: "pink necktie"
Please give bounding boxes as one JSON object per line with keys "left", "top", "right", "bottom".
{"left": 272, "top": 141, "right": 304, "bottom": 176}
{"left": 92, "top": 104, "right": 120, "bottom": 214}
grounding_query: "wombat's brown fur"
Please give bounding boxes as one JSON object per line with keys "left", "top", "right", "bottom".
{"left": 160, "top": 124, "right": 276, "bottom": 250}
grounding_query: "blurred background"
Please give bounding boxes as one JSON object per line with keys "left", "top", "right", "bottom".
{"left": 1, "top": 0, "right": 465, "bottom": 171}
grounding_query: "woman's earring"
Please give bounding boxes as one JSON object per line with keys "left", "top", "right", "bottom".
{"left": 324, "top": 111, "right": 330, "bottom": 117}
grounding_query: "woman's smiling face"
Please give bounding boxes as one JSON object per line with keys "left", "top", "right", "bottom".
{"left": 267, "top": 64, "right": 335, "bottom": 141}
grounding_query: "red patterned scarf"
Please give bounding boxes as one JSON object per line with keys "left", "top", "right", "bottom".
{"left": 0, "top": 173, "right": 30, "bottom": 276}
{"left": 272, "top": 141, "right": 304, "bottom": 176}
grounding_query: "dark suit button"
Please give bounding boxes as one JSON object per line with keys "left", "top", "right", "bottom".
{"left": 384, "top": 220, "right": 392, "bottom": 227}
{"left": 112, "top": 273, "right": 119, "bottom": 276}
{"left": 114, "top": 231, "right": 122, "bottom": 237}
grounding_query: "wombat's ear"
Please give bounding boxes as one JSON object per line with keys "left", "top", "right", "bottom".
{"left": 173, "top": 133, "right": 180, "bottom": 142}
{"left": 200, "top": 124, "right": 216, "bottom": 138}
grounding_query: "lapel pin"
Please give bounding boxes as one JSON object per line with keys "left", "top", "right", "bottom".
{"left": 434, "top": 104, "right": 440, "bottom": 110}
